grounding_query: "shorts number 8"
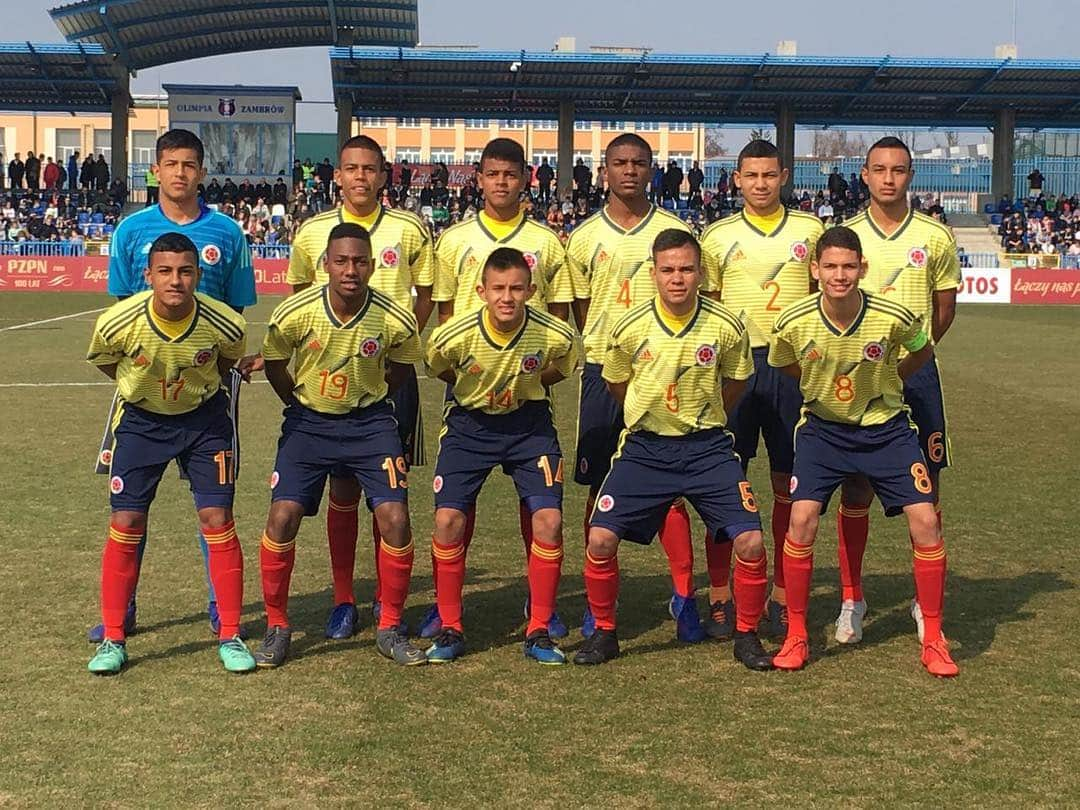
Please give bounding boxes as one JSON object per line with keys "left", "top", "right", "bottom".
{"left": 910, "top": 462, "right": 932, "bottom": 495}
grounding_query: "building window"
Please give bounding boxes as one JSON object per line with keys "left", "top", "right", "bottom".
{"left": 602, "top": 121, "right": 626, "bottom": 131}
{"left": 429, "top": 118, "right": 455, "bottom": 128}
{"left": 463, "top": 149, "right": 483, "bottom": 165}
{"left": 532, "top": 151, "right": 557, "bottom": 170}
{"left": 394, "top": 148, "right": 420, "bottom": 162}
{"left": 669, "top": 122, "right": 694, "bottom": 132}
{"left": 131, "top": 130, "right": 156, "bottom": 166}
{"left": 465, "top": 119, "right": 489, "bottom": 129}
{"left": 56, "top": 128, "right": 81, "bottom": 163}
{"left": 429, "top": 149, "right": 455, "bottom": 164}
{"left": 573, "top": 152, "right": 594, "bottom": 168}
{"left": 397, "top": 117, "right": 420, "bottom": 128}
{"left": 361, "top": 117, "right": 385, "bottom": 127}
{"left": 636, "top": 121, "right": 660, "bottom": 131}
{"left": 93, "top": 129, "right": 112, "bottom": 162}
{"left": 575, "top": 120, "right": 592, "bottom": 131}
{"left": 534, "top": 120, "right": 557, "bottom": 130}
{"left": 668, "top": 152, "right": 694, "bottom": 170}
{"left": 499, "top": 120, "right": 525, "bottom": 129}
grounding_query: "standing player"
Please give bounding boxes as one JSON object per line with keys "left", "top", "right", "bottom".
{"left": 768, "top": 226, "right": 958, "bottom": 677}
{"left": 700, "top": 139, "right": 822, "bottom": 640}
{"left": 286, "top": 135, "right": 434, "bottom": 640}
{"left": 255, "top": 222, "right": 426, "bottom": 667}
{"left": 421, "top": 137, "right": 576, "bottom": 640}
{"left": 425, "top": 247, "right": 578, "bottom": 664}
{"left": 836, "top": 137, "right": 961, "bottom": 644}
{"left": 88, "top": 128, "right": 256, "bottom": 644}
{"left": 566, "top": 133, "right": 702, "bottom": 642}
{"left": 86, "top": 233, "right": 253, "bottom": 674}
{"left": 573, "top": 229, "right": 772, "bottom": 670}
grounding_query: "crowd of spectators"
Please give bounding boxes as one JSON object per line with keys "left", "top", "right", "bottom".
{"left": 994, "top": 191, "right": 1080, "bottom": 256}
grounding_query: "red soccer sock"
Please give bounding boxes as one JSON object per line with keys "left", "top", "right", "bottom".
{"left": 101, "top": 523, "right": 143, "bottom": 641}
{"left": 519, "top": 501, "right": 533, "bottom": 562}
{"left": 782, "top": 535, "right": 815, "bottom": 639}
{"left": 837, "top": 504, "right": 870, "bottom": 602}
{"left": 461, "top": 505, "right": 477, "bottom": 553}
{"left": 326, "top": 497, "right": 359, "bottom": 606}
{"left": 771, "top": 494, "right": 792, "bottom": 601}
{"left": 703, "top": 532, "right": 732, "bottom": 604}
{"left": 432, "top": 537, "right": 466, "bottom": 632}
{"left": 584, "top": 549, "right": 619, "bottom": 631}
{"left": 912, "top": 541, "right": 947, "bottom": 643}
{"left": 526, "top": 540, "right": 563, "bottom": 635}
{"left": 203, "top": 522, "right": 243, "bottom": 639}
{"left": 371, "top": 514, "right": 383, "bottom": 604}
{"left": 260, "top": 532, "right": 296, "bottom": 628}
{"left": 658, "top": 500, "right": 694, "bottom": 598}
{"left": 733, "top": 552, "right": 768, "bottom": 632}
{"left": 377, "top": 539, "right": 414, "bottom": 630}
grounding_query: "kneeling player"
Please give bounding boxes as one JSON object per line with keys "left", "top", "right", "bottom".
{"left": 256, "top": 222, "right": 425, "bottom": 668}
{"left": 575, "top": 229, "right": 774, "bottom": 670}
{"left": 86, "top": 233, "right": 254, "bottom": 675}
{"left": 425, "top": 247, "right": 578, "bottom": 664}
{"left": 768, "top": 226, "right": 957, "bottom": 677}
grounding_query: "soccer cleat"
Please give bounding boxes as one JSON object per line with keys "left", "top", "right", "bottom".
{"left": 767, "top": 600, "right": 789, "bottom": 639}
{"left": 88, "top": 639, "right": 128, "bottom": 675}
{"left": 418, "top": 604, "right": 443, "bottom": 640}
{"left": 704, "top": 600, "right": 735, "bottom": 641}
{"left": 733, "top": 630, "right": 774, "bottom": 671}
{"left": 581, "top": 605, "right": 596, "bottom": 639}
{"left": 523, "top": 630, "right": 568, "bottom": 665}
{"left": 910, "top": 599, "right": 926, "bottom": 643}
{"left": 376, "top": 628, "right": 427, "bottom": 666}
{"left": 425, "top": 628, "right": 465, "bottom": 663}
{"left": 254, "top": 625, "right": 291, "bottom": 669}
{"left": 325, "top": 603, "right": 360, "bottom": 639}
{"left": 668, "top": 593, "right": 707, "bottom": 643}
{"left": 920, "top": 637, "right": 959, "bottom": 678}
{"left": 772, "top": 636, "right": 809, "bottom": 671}
{"left": 834, "top": 598, "right": 868, "bottom": 644}
{"left": 572, "top": 628, "right": 620, "bottom": 665}
{"left": 218, "top": 636, "right": 256, "bottom": 673}
{"left": 523, "top": 597, "right": 569, "bottom": 640}
{"left": 88, "top": 600, "right": 137, "bottom": 644}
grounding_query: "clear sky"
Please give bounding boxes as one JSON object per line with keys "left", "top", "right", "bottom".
{"left": 19, "top": 0, "right": 1076, "bottom": 135}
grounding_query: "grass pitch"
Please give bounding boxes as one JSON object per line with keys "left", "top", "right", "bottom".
{"left": 0, "top": 294, "right": 1077, "bottom": 806}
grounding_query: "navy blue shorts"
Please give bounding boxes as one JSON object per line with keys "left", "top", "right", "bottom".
{"left": 728, "top": 347, "right": 802, "bottom": 473}
{"left": 573, "top": 363, "right": 624, "bottom": 487}
{"left": 271, "top": 399, "right": 408, "bottom": 516}
{"left": 790, "top": 413, "right": 936, "bottom": 517}
{"left": 390, "top": 365, "right": 424, "bottom": 468}
{"left": 108, "top": 392, "right": 235, "bottom": 512}
{"left": 433, "top": 400, "right": 562, "bottom": 513}
{"left": 590, "top": 428, "right": 762, "bottom": 545}
{"left": 904, "top": 356, "right": 950, "bottom": 475}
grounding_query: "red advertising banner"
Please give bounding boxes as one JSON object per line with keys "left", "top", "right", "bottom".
{"left": 0, "top": 255, "right": 292, "bottom": 296}
{"left": 390, "top": 163, "right": 477, "bottom": 187}
{"left": 1010, "top": 269, "right": 1080, "bottom": 305}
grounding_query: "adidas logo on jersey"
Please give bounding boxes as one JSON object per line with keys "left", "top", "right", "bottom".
{"left": 635, "top": 347, "right": 654, "bottom": 362}
{"left": 308, "top": 338, "right": 323, "bottom": 351}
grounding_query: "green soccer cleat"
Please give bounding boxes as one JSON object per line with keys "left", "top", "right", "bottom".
{"left": 218, "top": 636, "right": 256, "bottom": 673}
{"left": 88, "top": 639, "right": 128, "bottom": 675}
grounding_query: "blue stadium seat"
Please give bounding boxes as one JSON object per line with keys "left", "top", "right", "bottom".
{"left": 984, "top": 203, "right": 995, "bottom": 214}
{"left": 989, "top": 214, "right": 1002, "bottom": 226}
{"left": 103, "top": 224, "right": 114, "bottom": 235}
{"left": 91, "top": 212, "right": 104, "bottom": 224}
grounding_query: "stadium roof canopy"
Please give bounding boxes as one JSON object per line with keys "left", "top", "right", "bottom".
{"left": 0, "top": 42, "right": 119, "bottom": 112}
{"left": 330, "top": 48, "right": 1080, "bottom": 129}
{"left": 49, "top": 0, "right": 418, "bottom": 71}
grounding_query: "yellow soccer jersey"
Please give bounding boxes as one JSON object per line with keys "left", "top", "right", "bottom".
{"left": 768, "top": 291, "right": 926, "bottom": 427}
{"left": 846, "top": 208, "right": 961, "bottom": 322}
{"left": 285, "top": 205, "right": 434, "bottom": 309}
{"left": 603, "top": 296, "right": 753, "bottom": 436}
{"left": 427, "top": 307, "right": 578, "bottom": 414}
{"left": 432, "top": 210, "right": 574, "bottom": 314}
{"left": 701, "top": 209, "right": 823, "bottom": 348}
{"left": 262, "top": 285, "right": 422, "bottom": 414}
{"left": 87, "top": 291, "right": 246, "bottom": 416}
{"left": 566, "top": 205, "right": 692, "bottom": 364}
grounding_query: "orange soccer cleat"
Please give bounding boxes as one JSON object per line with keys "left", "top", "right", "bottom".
{"left": 920, "top": 637, "right": 959, "bottom": 678}
{"left": 772, "top": 635, "right": 809, "bottom": 671}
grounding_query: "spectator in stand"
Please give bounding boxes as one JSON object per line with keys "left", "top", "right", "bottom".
{"left": 432, "top": 160, "right": 449, "bottom": 188}
{"left": 301, "top": 158, "right": 314, "bottom": 187}
{"left": 717, "top": 166, "right": 729, "bottom": 196}
{"left": 203, "top": 177, "right": 222, "bottom": 205}
{"left": 292, "top": 159, "right": 304, "bottom": 190}
{"left": 93, "top": 154, "right": 109, "bottom": 192}
{"left": 651, "top": 161, "right": 664, "bottom": 203}
{"left": 817, "top": 196, "right": 834, "bottom": 222}
{"left": 43, "top": 157, "right": 60, "bottom": 191}
{"left": 596, "top": 162, "right": 606, "bottom": 194}
{"left": 67, "top": 152, "right": 80, "bottom": 192}
{"left": 536, "top": 156, "right": 554, "bottom": 204}
{"left": 687, "top": 160, "right": 704, "bottom": 198}
{"left": 1027, "top": 168, "right": 1045, "bottom": 198}
{"left": 222, "top": 177, "right": 238, "bottom": 202}
{"left": 79, "top": 154, "right": 94, "bottom": 190}
{"left": 399, "top": 159, "right": 412, "bottom": 194}
{"left": 109, "top": 177, "right": 127, "bottom": 208}
{"left": 145, "top": 165, "right": 159, "bottom": 206}
{"left": 272, "top": 176, "right": 288, "bottom": 205}
{"left": 573, "top": 157, "right": 591, "bottom": 196}
{"left": 25, "top": 153, "right": 41, "bottom": 191}
{"left": 255, "top": 178, "right": 272, "bottom": 204}
{"left": 663, "top": 160, "right": 683, "bottom": 205}
{"left": 826, "top": 166, "right": 846, "bottom": 201}
{"left": 316, "top": 157, "right": 334, "bottom": 191}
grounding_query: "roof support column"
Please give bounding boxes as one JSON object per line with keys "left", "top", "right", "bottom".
{"left": 111, "top": 70, "right": 130, "bottom": 195}
{"left": 557, "top": 99, "right": 575, "bottom": 198}
{"left": 776, "top": 103, "right": 795, "bottom": 199}
{"left": 336, "top": 93, "right": 354, "bottom": 150}
{"left": 991, "top": 107, "right": 1015, "bottom": 200}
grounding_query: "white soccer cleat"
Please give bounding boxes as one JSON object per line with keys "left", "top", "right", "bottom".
{"left": 834, "top": 598, "right": 867, "bottom": 644}
{"left": 910, "top": 599, "right": 925, "bottom": 643}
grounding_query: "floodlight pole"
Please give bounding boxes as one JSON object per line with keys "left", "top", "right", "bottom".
{"left": 557, "top": 100, "right": 575, "bottom": 198}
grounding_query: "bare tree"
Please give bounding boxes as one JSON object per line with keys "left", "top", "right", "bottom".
{"left": 748, "top": 127, "right": 775, "bottom": 143}
{"left": 810, "top": 129, "right": 867, "bottom": 157}
{"left": 704, "top": 127, "right": 726, "bottom": 158}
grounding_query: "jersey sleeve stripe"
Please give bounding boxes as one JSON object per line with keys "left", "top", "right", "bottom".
{"left": 528, "top": 309, "right": 576, "bottom": 340}
{"left": 699, "top": 299, "right": 746, "bottom": 333}
{"left": 610, "top": 302, "right": 653, "bottom": 340}
{"left": 371, "top": 288, "right": 416, "bottom": 325}
{"left": 100, "top": 307, "right": 146, "bottom": 341}
{"left": 432, "top": 314, "right": 481, "bottom": 350}
{"left": 270, "top": 286, "right": 325, "bottom": 323}
{"left": 774, "top": 299, "right": 820, "bottom": 330}
{"left": 865, "top": 299, "right": 916, "bottom": 325}
{"left": 200, "top": 306, "right": 245, "bottom": 342}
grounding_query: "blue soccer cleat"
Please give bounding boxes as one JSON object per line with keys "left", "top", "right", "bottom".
{"left": 523, "top": 630, "right": 567, "bottom": 665}
{"left": 325, "top": 603, "right": 360, "bottom": 639}
{"left": 425, "top": 628, "right": 465, "bottom": 663}
{"left": 87, "top": 600, "right": 137, "bottom": 644}
{"left": 418, "top": 603, "right": 443, "bottom": 639}
{"left": 523, "top": 596, "right": 569, "bottom": 640}
{"left": 581, "top": 604, "right": 596, "bottom": 639}
{"left": 669, "top": 592, "right": 707, "bottom": 643}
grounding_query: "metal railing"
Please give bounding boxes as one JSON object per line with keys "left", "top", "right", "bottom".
{"left": 0, "top": 240, "right": 90, "bottom": 256}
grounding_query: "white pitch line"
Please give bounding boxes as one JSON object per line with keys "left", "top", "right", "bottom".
{"left": 0, "top": 307, "right": 107, "bottom": 333}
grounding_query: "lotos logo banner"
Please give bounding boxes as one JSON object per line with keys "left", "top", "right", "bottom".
{"left": 957, "top": 269, "right": 1009, "bottom": 303}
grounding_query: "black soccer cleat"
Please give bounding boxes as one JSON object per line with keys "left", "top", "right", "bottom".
{"left": 733, "top": 630, "right": 774, "bottom": 671}
{"left": 254, "top": 625, "right": 292, "bottom": 668}
{"left": 573, "top": 628, "right": 620, "bottom": 665}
